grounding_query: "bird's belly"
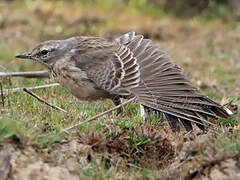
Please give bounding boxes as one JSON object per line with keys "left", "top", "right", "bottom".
{"left": 56, "top": 75, "right": 110, "bottom": 100}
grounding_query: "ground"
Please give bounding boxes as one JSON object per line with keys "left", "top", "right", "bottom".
{"left": 0, "top": 1, "right": 240, "bottom": 180}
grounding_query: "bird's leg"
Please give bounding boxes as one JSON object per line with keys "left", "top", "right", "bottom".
{"left": 140, "top": 105, "right": 163, "bottom": 121}
{"left": 140, "top": 104, "right": 146, "bottom": 120}
{"left": 112, "top": 96, "right": 123, "bottom": 115}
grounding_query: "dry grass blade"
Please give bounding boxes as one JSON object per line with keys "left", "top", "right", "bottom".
{"left": 3, "top": 83, "right": 59, "bottom": 95}
{"left": 23, "top": 88, "right": 67, "bottom": 113}
{"left": 60, "top": 97, "right": 136, "bottom": 134}
{"left": 0, "top": 71, "right": 49, "bottom": 78}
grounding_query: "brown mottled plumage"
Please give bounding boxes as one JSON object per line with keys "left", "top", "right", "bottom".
{"left": 16, "top": 32, "right": 231, "bottom": 132}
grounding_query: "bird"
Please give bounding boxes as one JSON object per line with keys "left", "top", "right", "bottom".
{"left": 15, "top": 32, "right": 232, "bottom": 132}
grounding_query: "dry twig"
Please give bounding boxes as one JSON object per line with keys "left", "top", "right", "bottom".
{"left": 23, "top": 88, "right": 66, "bottom": 113}
{"left": 3, "top": 83, "right": 59, "bottom": 95}
{"left": 0, "top": 71, "right": 49, "bottom": 78}
{"left": 0, "top": 82, "right": 4, "bottom": 107}
{"left": 0, "top": 65, "right": 7, "bottom": 71}
{"left": 60, "top": 97, "right": 136, "bottom": 134}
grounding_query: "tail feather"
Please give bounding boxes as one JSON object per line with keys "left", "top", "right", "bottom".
{"left": 165, "top": 114, "right": 180, "bottom": 132}
{"left": 140, "top": 100, "right": 217, "bottom": 126}
{"left": 194, "top": 112, "right": 206, "bottom": 130}
{"left": 179, "top": 118, "right": 193, "bottom": 132}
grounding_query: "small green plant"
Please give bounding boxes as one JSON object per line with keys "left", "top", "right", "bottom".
{"left": 141, "top": 168, "right": 150, "bottom": 180}
{"left": 33, "top": 131, "right": 62, "bottom": 148}
{"left": 128, "top": 131, "right": 151, "bottom": 150}
{"left": 0, "top": 117, "right": 24, "bottom": 142}
{"left": 217, "top": 131, "right": 240, "bottom": 153}
{"left": 217, "top": 112, "right": 240, "bottom": 127}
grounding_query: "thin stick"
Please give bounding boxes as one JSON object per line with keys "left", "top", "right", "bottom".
{"left": 0, "top": 82, "right": 4, "bottom": 107}
{"left": 0, "top": 65, "right": 7, "bottom": 71}
{"left": 3, "top": 83, "right": 59, "bottom": 95}
{"left": 23, "top": 88, "right": 67, "bottom": 113}
{"left": 60, "top": 97, "right": 136, "bottom": 134}
{"left": 0, "top": 71, "right": 49, "bottom": 78}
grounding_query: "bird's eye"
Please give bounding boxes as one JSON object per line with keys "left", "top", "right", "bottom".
{"left": 41, "top": 50, "right": 48, "bottom": 56}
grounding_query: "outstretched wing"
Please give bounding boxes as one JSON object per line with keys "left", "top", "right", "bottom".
{"left": 115, "top": 32, "right": 230, "bottom": 132}
{"left": 85, "top": 38, "right": 141, "bottom": 95}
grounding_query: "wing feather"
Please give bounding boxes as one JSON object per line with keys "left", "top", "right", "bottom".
{"left": 114, "top": 32, "right": 230, "bottom": 132}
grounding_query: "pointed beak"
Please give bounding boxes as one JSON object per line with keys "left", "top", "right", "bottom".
{"left": 15, "top": 52, "right": 32, "bottom": 59}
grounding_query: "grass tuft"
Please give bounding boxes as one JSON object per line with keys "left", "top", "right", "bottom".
{"left": 0, "top": 117, "right": 24, "bottom": 142}
{"left": 33, "top": 131, "right": 63, "bottom": 148}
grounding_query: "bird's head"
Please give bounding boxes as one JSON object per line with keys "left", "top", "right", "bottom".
{"left": 15, "top": 39, "right": 73, "bottom": 68}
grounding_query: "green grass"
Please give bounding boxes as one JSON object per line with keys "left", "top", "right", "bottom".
{"left": 217, "top": 112, "right": 240, "bottom": 127}
{"left": 0, "top": 45, "right": 16, "bottom": 62}
{"left": 33, "top": 132, "right": 63, "bottom": 148}
{"left": 217, "top": 130, "right": 240, "bottom": 153}
{"left": 1, "top": 67, "right": 238, "bottom": 177}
